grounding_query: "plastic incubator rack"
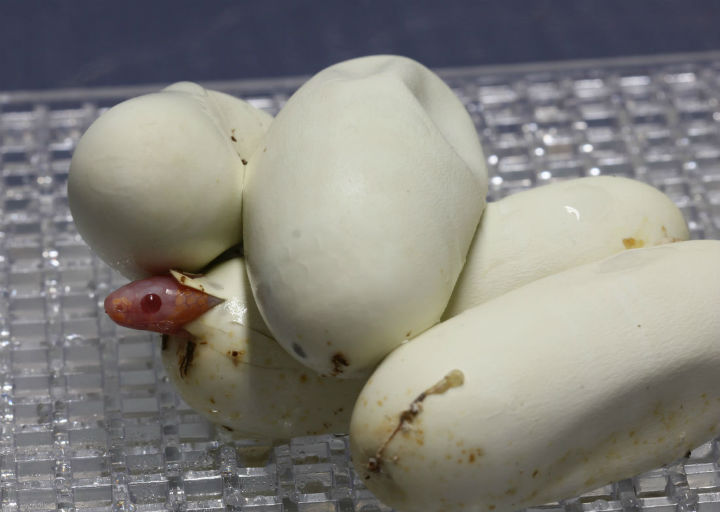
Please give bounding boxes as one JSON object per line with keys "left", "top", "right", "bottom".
{"left": 3, "top": 51, "right": 720, "bottom": 511}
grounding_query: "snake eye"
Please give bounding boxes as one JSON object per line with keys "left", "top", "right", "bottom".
{"left": 140, "top": 293, "right": 162, "bottom": 314}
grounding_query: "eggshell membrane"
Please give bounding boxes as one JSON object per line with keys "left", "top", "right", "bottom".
{"left": 444, "top": 176, "right": 690, "bottom": 317}
{"left": 243, "top": 55, "right": 487, "bottom": 378}
{"left": 162, "top": 258, "right": 365, "bottom": 439}
{"left": 68, "top": 83, "right": 272, "bottom": 279}
{"left": 350, "top": 240, "right": 720, "bottom": 512}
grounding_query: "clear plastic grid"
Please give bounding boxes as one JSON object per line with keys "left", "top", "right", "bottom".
{"left": 3, "top": 52, "right": 720, "bottom": 511}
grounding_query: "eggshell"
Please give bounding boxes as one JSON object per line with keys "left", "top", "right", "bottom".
{"left": 162, "top": 257, "right": 365, "bottom": 439}
{"left": 350, "top": 240, "right": 720, "bottom": 512}
{"left": 68, "top": 82, "right": 272, "bottom": 279}
{"left": 444, "top": 176, "right": 689, "bottom": 317}
{"left": 243, "top": 55, "right": 487, "bottom": 378}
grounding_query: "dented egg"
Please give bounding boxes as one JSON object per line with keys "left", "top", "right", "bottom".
{"left": 243, "top": 55, "right": 488, "bottom": 378}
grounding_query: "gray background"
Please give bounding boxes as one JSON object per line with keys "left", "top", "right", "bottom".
{"left": 2, "top": 0, "right": 720, "bottom": 91}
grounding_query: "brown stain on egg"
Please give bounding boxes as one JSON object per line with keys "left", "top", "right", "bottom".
{"left": 179, "top": 340, "right": 197, "bottom": 379}
{"left": 468, "top": 447, "right": 484, "bottom": 463}
{"left": 330, "top": 352, "right": 350, "bottom": 376}
{"left": 365, "top": 369, "right": 465, "bottom": 475}
{"left": 226, "top": 349, "right": 246, "bottom": 366}
{"left": 653, "top": 402, "right": 682, "bottom": 431}
{"left": 660, "top": 225, "right": 682, "bottom": 243}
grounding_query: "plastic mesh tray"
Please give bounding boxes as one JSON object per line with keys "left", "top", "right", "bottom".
{"left": 3, "top": 52, "right": 720, "bottom": 512}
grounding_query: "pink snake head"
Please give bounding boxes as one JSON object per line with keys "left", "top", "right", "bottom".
{"left": 104, "top": 275, "right": 224, "bottom": 335}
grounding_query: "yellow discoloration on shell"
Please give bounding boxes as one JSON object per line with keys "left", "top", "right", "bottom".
{"left": 622, "top": 237, "right": 645, "bottom": 249}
